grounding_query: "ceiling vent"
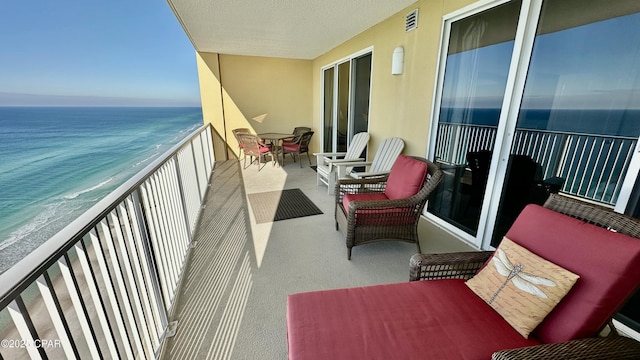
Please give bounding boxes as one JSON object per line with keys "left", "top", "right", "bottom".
{"left": 405, "top": 9, "right": 419, "bottom": 32}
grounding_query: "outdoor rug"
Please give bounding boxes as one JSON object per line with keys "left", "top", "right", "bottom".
{"left": 248, "top": 188, "right": 323, "bottom": 224}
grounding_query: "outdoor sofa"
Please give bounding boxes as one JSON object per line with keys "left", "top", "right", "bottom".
{"left": 287, "top": 194, "right": 640, "bottom": 359}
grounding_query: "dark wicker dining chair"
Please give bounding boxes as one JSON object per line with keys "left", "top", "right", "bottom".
{"left": 283, "top": 126, "right": 312, "bottom": 145}
{"left": 335, "top": 155, "right": 443, "bottom": 259}
{"left": 283, "top": 131, "right": 314, "bottom": 167}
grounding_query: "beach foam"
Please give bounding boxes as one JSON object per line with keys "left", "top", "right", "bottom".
{"left": 0, "top": 106, "right": 202, "bottom": 273}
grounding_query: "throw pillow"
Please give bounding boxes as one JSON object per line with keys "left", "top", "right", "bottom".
{"left": 466, "top": 237, "right": 580, "bottom": 338}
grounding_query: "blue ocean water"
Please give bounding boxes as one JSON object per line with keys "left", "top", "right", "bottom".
{"left": 439, "top": 107, "right": 640, "bottom": 137}
{"left": 0, "top": 107, "right": 202, "bottom": 271}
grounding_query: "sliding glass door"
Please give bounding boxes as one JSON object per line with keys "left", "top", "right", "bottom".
{"left": 428, "top": 0, "right": 640, "bottom": 331}
{"left": 322, "top": 50, "right": 372, "bottom": 153}
{"left": 427, "top": 1, "right": 522, "bottom": 237}
{"left": 428, "top": 0, "right": 640, "bottom": 247}
{"left": 489, "top": 0, "right": 640, "bottom": 246}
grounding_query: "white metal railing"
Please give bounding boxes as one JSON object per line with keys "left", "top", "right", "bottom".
{"left": 435, "top": 123, "right": 498, "bottom": 166}
{"left": 435, "top": 122, "right": 637, "bottom": 205}
{"left": 0, "top": 124, "right": 214, "bottom": 359}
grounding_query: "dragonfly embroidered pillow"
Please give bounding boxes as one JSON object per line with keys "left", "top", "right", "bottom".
{"left": 466, "top": 237, "right": 580, "bottom": 338}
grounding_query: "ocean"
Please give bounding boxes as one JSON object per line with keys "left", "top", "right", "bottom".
{"left": 439, "top": 107, "right": 640, "bottom": 137}
{"left": 0, "top": 106, "right": 202, "bottom": 273}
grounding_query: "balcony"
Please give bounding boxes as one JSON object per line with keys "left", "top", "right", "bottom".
{"left": 0, "top": 126, "right": 472, "bottom": 359}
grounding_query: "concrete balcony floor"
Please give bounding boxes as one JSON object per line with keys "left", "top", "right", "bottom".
{"left": 159, "top": 157, "right": 474, "bottom": 359}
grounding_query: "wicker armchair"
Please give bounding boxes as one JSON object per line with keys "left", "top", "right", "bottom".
{"left": 237, "top": 133, "right": 274, "bottom": 170}
{"left": 231, "top": 127, "right": 251, "bottom": 157}
{"left": 335, "top": 156, "right": 443, "bottom": 259}
{"left": 409, "top": 193, "right": 640, "bottom": 359}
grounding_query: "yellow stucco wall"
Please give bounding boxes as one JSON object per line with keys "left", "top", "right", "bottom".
{"left": 196, "top": 52, "right": 228, "bottom": 158}
{"left": 312, "top": 0, "right": 475, "bottom": 157}
{"left": 196, "top": 0, "right": 476, "bottom": 160}
{"left": 197, "top": 53, "right": 313, "bottom": 159}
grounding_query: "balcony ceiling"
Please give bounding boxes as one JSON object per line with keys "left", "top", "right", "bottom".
{"left": 167, "top": 0, "right": 418, "bottom": 59}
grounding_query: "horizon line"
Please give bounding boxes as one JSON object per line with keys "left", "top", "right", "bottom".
{"left": 0, "top": 91, "right": 202, "bottom": 107}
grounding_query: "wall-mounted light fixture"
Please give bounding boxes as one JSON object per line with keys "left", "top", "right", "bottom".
{"left": 392, "top": 46, "right": 404, "bottom": 75}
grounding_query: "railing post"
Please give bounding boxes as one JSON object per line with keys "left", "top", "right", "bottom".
{"left": 36, "top": 273, "right": 80, "bottom": 359}
{"left": 190, "top": 141, "right": 203, "bottom": 202}
{"left": 7, "top": 297, "right": 46, "bottom": 359}
{"left": 131, "top": 189, "right": 170, "bottom": 329}
{"left": 69, "top": 242, "right": 118, "bottom": 359}
{"left": 448, "top": 123, "right": 460, "bottom": 165}
{"left": 173, "top": 153, "right": 196, "bottom": 240}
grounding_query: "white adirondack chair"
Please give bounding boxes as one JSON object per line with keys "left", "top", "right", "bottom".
{"left": 332, "top": 137, "right": 405, "bottom": 180}
{"left": 314, "top": 132, "right": 370, "bottom": 194}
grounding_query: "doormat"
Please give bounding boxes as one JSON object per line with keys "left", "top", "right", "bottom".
{"left": 248, "top": 188, "right": 323, "bottom": 224}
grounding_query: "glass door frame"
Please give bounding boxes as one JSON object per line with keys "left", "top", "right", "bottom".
{"left": 478, "top": 0, "right": 543, "bottom": 250}
{"left": 615, "top": 144, "right": 640, "bottom": 213}
{"left": 320, "top": 47, "right": 374, "bottom": 154}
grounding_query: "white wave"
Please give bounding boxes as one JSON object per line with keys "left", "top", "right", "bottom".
{"left": 132, "top": 153, "right": 160, "bottom": 168}
{"left": 171, "top": 123, "right": 200, "bottom": 142}
{"left": 63, "top": 177, "right": 114, "bottom": 200}
{"left": 0, "top": 202, "right": 67, "bottom": 252}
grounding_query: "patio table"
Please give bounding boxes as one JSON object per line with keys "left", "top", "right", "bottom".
{"left": 258, "top": 132, "right": 295, "bottom": 166}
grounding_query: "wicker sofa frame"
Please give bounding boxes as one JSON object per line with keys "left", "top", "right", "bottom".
{"left": 335, "top": 156, "right": 443, "bottom": 259}
{"left": 409, "top": 193, "right": 640, "bottom": 359}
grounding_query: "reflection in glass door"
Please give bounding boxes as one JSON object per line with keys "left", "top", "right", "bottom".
{"left": 427, "top": 1, "right": 522, "bottom": 236}
{"left": 321, "top": 50, "right": 372, "bottom": 154}
{"left": 490, "top": 0, "right": 640, "bottom": 246}
{"left": 351, "top": 53, "right": 372, "bottom": 137}
{"left": 322, "top": 67, "right": 334, "bottom": 152}
{"left": 336, "top": 61, "right": 350, "bottom": 152}
{"left": 429, "top": 0, "right": 640, "bottom": 247}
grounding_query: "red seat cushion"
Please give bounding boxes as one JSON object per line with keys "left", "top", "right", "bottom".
{"left": 342, "top": 192, "right": 388, "bottom": 212}
{"left": 287, "top": 280, "right": 540, "bottom": 360}
{"left": 342, "top": 192, "right": 416, "bottom": 225}
{"left": 283, "top": 143, "right": 300, "bottom": 152}
{"left": 384, "top": 155, "right": 427, "bottom": 200}
{"left": 506, "top": 205, "right": 640, "bottom": 343}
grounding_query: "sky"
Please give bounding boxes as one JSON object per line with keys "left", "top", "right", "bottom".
{"left": 0, "top": 0, "right": 201, "bottom": 107}
{"left": 441, "top": 11, "right": 640, "bottom": 111}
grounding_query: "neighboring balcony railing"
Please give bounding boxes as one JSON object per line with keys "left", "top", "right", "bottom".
{"left": 435, "top": 122, "right": 637, "bottom": 205}
{"left": 0, "top": 125, "right": 214, "bottom": 359}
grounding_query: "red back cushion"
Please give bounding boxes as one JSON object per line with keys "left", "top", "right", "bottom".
{"left": 384, "top": 155, "right": 427, "bottom": 200}
{"left": 506, "top": 205, "right": 640, "bottom": 343}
